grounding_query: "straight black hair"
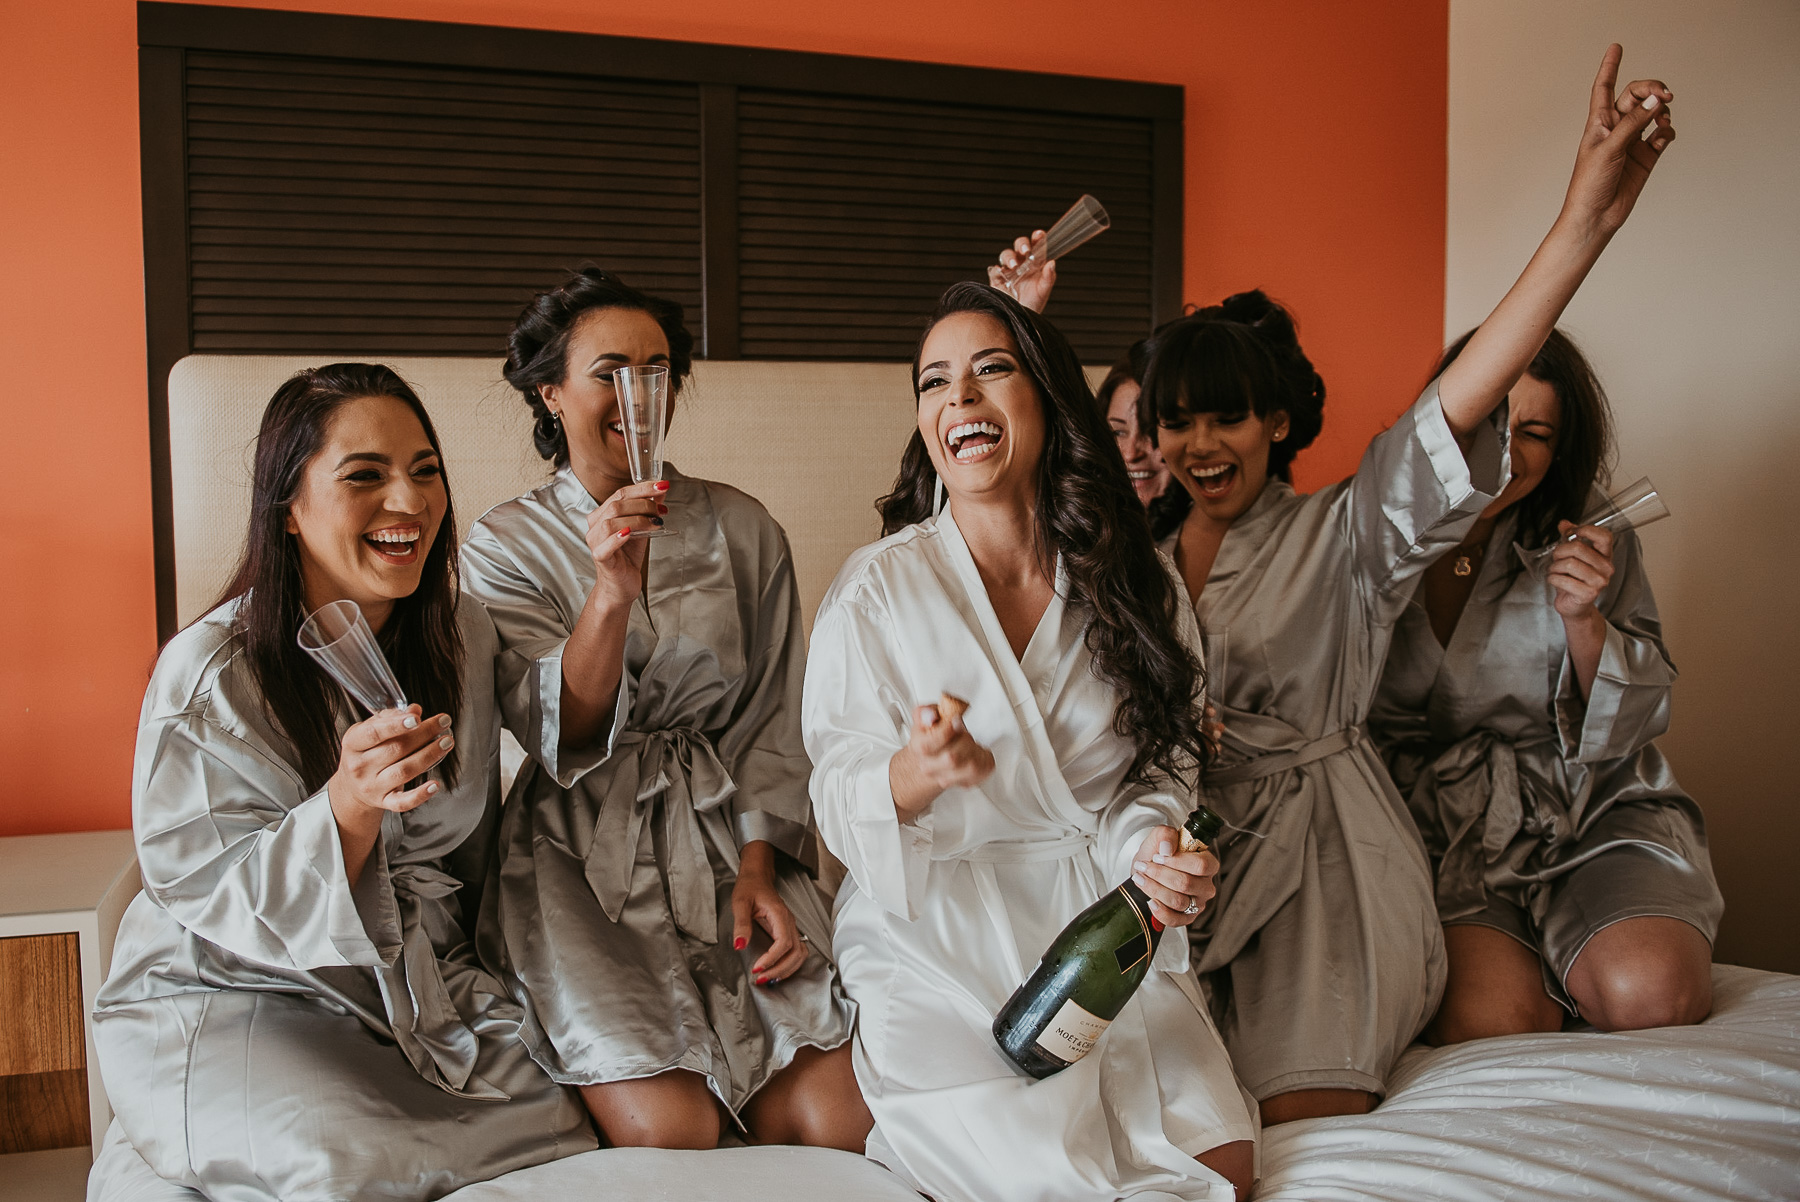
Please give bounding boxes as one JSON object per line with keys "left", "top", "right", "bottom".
{"left": 878, "top": 282, "right": 1211, "bottom": 790}
{"left": 216, "top": 363, "right": 463, "bottom": 792}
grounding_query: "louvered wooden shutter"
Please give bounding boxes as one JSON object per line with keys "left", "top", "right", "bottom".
{"left": 736, "top": 90, "right": 1156, "bottom": 362}
{"left": 183, "top": 51, "right": 703, "bottom": 353}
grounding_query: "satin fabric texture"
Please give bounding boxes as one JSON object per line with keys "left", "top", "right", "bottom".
{"left": 1165, "top": 383, "right": 1508, "bottom": 1102}
{"left": 459, "top": 465, "right": 854, "bottom": 1112}
{"left": 805, "top": 509, "right": 1257, "bottom": 1202}
{"left": 91, "top": 596, "right": 594, "bottom": 1202}
{"left": 1371, "top": 505, "right": 1722, "bottom": 1003}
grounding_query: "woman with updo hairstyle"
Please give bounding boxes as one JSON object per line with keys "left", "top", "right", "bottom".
{"left": 1012, "top": 46, "right": 1678, "bottom": 1125}
{"left": 89, "top": 364, "right": 593, "bottom": 1201}
{"left": 803, "top": 282, "right": 1257, "bottom": 1202}
{"left": 459, "top": 268, "right": 866, "bottom": 1152}
{"left": 1371, "top": 328, "right": 1720, "bottom": 1044}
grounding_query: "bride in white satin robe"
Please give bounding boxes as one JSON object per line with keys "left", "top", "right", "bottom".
{"left": 805, "top": 284, "right": 1256, "bottom": 1202}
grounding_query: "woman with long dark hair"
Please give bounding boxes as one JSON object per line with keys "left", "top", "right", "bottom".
{"left": 1011, "top": 47, "right": 1676, "bottom": 1124}
{"left": 1371, "top": 329, "right": 1720, "bottom": 1043}
{"left": 1098, "top": 340, "right": 1171, "bottom": 508}
{"left": 803, "top": 282, "right": 1256, "bottom": 1202}
{"left": 90, "top": 365, "right": 592, "bottom": 1200}
{"left": 459, "top": 269, "right": 865, "bottom": 1151}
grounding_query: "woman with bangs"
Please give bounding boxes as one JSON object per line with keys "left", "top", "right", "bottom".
{"left": 1370, "top": 329, "right": 1720, "bottom": 1044}
{"left": 90, "top": 364, "right": 592, "bottom": 1201}
{"left": 804, "top": 282, "right": 1257, "bottom": 1202}
{"left": 1001, "top": 44, "right": 1678, "bottom": 1123}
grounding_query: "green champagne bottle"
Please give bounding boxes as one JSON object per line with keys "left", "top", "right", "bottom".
{"left": 991, "top": 805, "right": 1223, "bottom": 1078}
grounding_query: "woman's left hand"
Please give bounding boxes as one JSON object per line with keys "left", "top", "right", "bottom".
{"left": 1131, "top": 825, "right": 1220, "bottom": 929}
{"left": 1548, "top": 520, "right": 1615, "bottom": 616}
{"left": 731, "top": 841, "right": 808, "bottom": 986}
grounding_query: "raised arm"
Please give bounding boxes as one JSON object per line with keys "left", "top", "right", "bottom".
{"left": 1439, "top": 45, "right": 1675, "bottom": 436}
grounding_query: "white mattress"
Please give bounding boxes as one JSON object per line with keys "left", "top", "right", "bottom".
{"left": 89, "top": 966, "right": 1799, "bottom": 1201}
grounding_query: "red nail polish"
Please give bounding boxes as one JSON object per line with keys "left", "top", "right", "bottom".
{"left": 617, "top": 529, "right": 629, "bottom": 539}
{"left": 734, "top": 937, "right": 747, "bottom": 950}
{"left": 655, "top": 480, "right": 671, "bottom": 492}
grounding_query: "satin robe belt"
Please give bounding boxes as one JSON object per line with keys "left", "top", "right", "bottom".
{"left": 1206, "top": 725, "right": 1366, "bottom": 787}
{"left": 1415, "top": 731, "right": 1685, "bottom": 923}
{"left": 958, "top": 832, "right": 1102, "bottom": 985}
{"left": 372, "top": 863, "right": 506, "bottom": 1100}
{"left": 584, "top": 726, "right": 737, "bottom": 944}
{"left": 958, "top": 831, "right": 1097, "bottom": 863}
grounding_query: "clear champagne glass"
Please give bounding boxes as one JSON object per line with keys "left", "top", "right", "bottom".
{"left": 613, "top": 364, "right": 672, "bottom": 539}
{"left": 297, "top": 599, "right": 408, "bottom": 716}
{"left": 1518, "top": 475, "right": 1670, "bottom": 576}
{"left": 994, "top": 194, "right": 1111, "bottom": 287}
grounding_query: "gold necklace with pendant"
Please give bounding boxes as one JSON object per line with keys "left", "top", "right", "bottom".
{"left": 1452, "top": 541, "right": 1486, "bottom": 577}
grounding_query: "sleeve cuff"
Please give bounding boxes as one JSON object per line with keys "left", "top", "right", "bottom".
{"left": 297, "top": 789, "right": 389, "bottom": 968}
{"left": 1417, "top": 378, "right": 1510, "bottom": 506}
{"left": 734, "top": 810, "right": 813, "bottom": 865}
{"left": 537, "top": 640, "right": 632, "bottom": 788}
{"left": 849, "top": 754, "right": 932, "bottom": 921}
{"left": 1557, "top": 623, "right": 1632, "bottom": 762}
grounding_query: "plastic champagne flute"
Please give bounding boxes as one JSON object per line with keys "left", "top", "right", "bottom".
{"left": 613, "top": 364, "right": 673, "bottom": 539}
{"left": 994, "top": 194, "right": 1111, "bottom": 287}
{"left": 1518, "top": 476, "right": 1670, "bottom": 576}
{"left": 297, "top": 599, "right": 408, "bottom": 716}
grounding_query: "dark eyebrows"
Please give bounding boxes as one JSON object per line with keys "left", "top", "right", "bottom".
{"left": 918, "top": 359, "right": 950, "bottom": 375}
{"left": 586, "top": 351, "right": 670, "bottom": 371}
{"left": 332, "top": 449, "right": 438, "bottom": 469}
{"left": 1519, "top": 419, "right": 1558, "bottom": 433}
{"left": 972, "top": 347, "right": 1015, "bottom": 361}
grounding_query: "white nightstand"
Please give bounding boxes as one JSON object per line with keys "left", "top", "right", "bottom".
{"left": 0, "top": 829, "right": 140, "bottom": 1199}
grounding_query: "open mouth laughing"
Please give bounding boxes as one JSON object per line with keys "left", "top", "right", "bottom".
{"left": 946, "top": 420, "right": 1004, "bottom": 463}
{"left": 365, "top": 523, "right": 423, "bottom": 565}
{"left": 1190, "top": 462, "right": 1236, "bottom": 499}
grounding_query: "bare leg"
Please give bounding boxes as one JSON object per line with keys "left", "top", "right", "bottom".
{"left": 1425, "top": 924, "right": 1564, "bottom": 1045}
{"left": 1259, "top": 1088, "right": 1376, "bottom": 1126}
{"left": 741, "top": 1044, "right": 872, "bottom": 1153}
{"left": 1565, "top": 916, "right": 1712, "bottom": 1032}
{"left": 1195, "top": 1139, "right": 1256, "bottom": 1200}
{"left": 579, "top": 1069, "right": 721, "bottom": 1150}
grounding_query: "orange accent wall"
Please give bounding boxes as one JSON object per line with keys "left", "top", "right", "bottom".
{"left": 0, "top": 0, "right": 1447, "bottom": 836}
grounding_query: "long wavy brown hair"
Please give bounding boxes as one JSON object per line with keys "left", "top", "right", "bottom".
{"left": 878, "top": 282, "right": 1211, "bottom": 789}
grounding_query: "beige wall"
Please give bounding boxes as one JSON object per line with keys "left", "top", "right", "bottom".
{"left": 1448, "top": 1, "right": 1800, "bottom": 972}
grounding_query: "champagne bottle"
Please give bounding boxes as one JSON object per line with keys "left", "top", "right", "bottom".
{"left": 991, "top": 805, "right": 1224, "bottom": 1078}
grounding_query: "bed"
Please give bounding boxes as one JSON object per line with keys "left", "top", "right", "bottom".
{"left": 93, "top": 357, "right": 1799, "bottom": 1202}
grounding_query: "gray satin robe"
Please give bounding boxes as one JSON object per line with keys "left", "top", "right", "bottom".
{"left": 90, "top": 595, "right": 594, "bottom": 1202}
{"left": 459, "top": 465, "right": 853, "bottom": 1114}
{"left": 1162, "top": 384, "right": 1507, "bottom": 1102}
{"left": 1370, "top": 507, "right": 1721, "bottom": 1005}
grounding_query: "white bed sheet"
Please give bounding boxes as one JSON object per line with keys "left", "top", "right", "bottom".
{"left": 89, "top": 967, "right": 1799, "bottom": 1201}
{"left": 1257, "top": 965, "right": 1800, "bottom": 1201}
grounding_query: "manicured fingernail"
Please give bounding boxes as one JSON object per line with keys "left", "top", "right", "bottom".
{"left": 658, "top": 504, "right": 669, "bottom": 515}
{"left": 1159, "top": 842, "right": 1174, "bottom": 857}
{"left": 1152, "top": 854, "right": 1168, "bottom": 865}
{"left": 402, "top": 715, "right": 418, "bottom": 729}
{"left": 425, "top": 781, "right": 439, "bottom": 795}
{"left": 438, "top": 714, "right": 452, "bottom": 728}
{"left": 1134, "top": 861, "right": 1148, "bottom": 874}
{"left": 656, "top": 480, "right": 671, "bottom": 491}
{"left": 1643, "top": 95, "right": 1659, "bottom": 111}
{"left": 618, "top": 529, "right": 630, "bottom": 540}
{"left": 439, "top": 735, "right": 454, "bottom": 750}
{"left": 652, "top": 517, "right": 664, "bottom": 527}
{"left": 734, "top": 937, "right": 747, "bottom": 950}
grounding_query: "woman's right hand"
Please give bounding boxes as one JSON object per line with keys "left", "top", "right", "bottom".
{"left": 987, "top": 230, "right": 1057, "bottom": 313}
{"left": 888, "top": 696, "right": 996, "bottom": 818}
{"left": 327, "top": 705, "right": 455, "bottom": 822}
{"left": 584, "top": 480, "right": 669, "bottom": 606}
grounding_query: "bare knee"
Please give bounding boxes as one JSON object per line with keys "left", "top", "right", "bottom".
{"left": 1195, "top": 1139, "right": 1255, "bottom": 1201}
{"left": 745, "top": 1045, "right": 871, "bottom": 1153}
{"left": 1427, "top": 924, "right": 1564, "bottom": 1046}
{"left": 579, "top": 1073, "right": 721, "bottom": 1150}
{"left": 1567, "top": 918, "right": 1712, "bottom": 1033}
{"left": 1259, "top": 1088, "right": 1375, "bottom": 1126}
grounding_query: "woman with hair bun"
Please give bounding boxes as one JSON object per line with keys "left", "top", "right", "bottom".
{"left": 1371, "top": 329, "right": 1720, "bottom": 1044}
{"left": 90, "top": 364, "right": 593, "bottom": 1200}
{"left": 1012, "top": 44, "right": 1679, "bottom": 1124}
{"left": 804, "top": 282, "right": 1256, "bottom": 1202}
{"left": 459, "top": 268, "right": 866, "bottom": 1152}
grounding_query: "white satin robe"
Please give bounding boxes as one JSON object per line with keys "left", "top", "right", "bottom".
{"left": 89, "top": 595, "right": 593, "bottom": 1202}
{"left": 804, "top": 510, "right": 1256, "bottom": 1202}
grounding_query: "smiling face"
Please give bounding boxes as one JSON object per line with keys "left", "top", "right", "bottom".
{"left": 1106, "top": 381, "right": 1168, "bottom": 507}
{"left": 539, "top": 306, "right": 673, "bottom": 489}
{"left": 915, "top": 311, "right": 1048, "bottom": 513}
{"left": 1483, "top": 372, "right": 1562, "bottom": 518}
{"left": 285, "top": 394, "right": 447, "bottom": 630}
{"left": 1155, "top": 402, "right": 1289, "bottom": 525}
